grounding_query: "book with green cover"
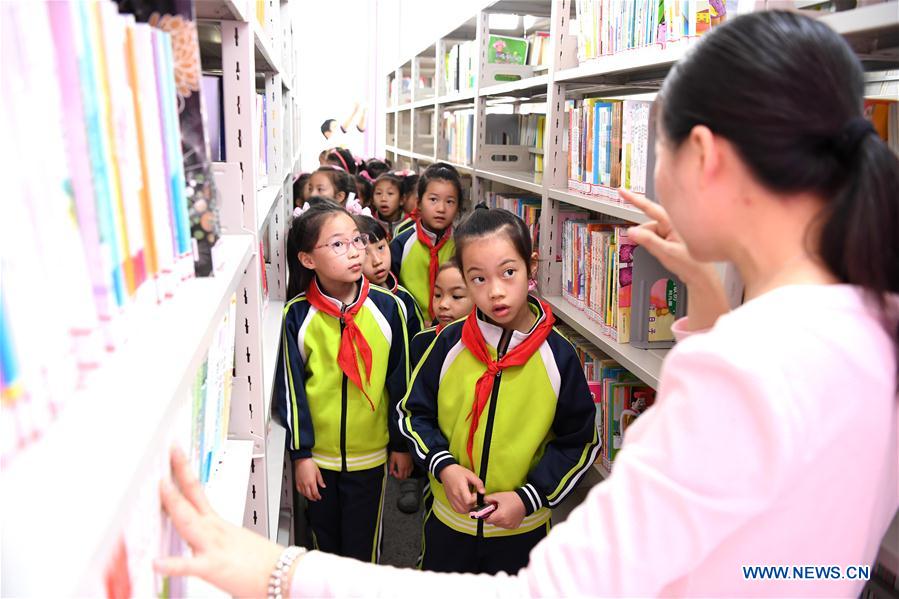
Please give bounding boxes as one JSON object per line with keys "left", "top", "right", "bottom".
{"left": 487, "top": 35, "right": 529, "bottom": 65}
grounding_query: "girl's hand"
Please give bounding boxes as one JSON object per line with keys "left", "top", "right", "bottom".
{"left": 438, "top": 464, "right": 484, "bottom": 513}
{"left": 294, "top": 458, "right": 326, "bottom": 501}
{"left": 154, "top": 447, "right": 284, "bottom": 598}
{"left": 483, "top": 491, "right": 526, "bottom": 529}
{"left": 389, "top": 451, "right": 413, "bottom": 479}
{"left": 621, "top": 189, "right": 731, "bottom": 331}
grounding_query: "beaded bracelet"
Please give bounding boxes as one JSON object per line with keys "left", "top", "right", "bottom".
{"left": 267, "top": 545, "right": 305, "bottom": 599}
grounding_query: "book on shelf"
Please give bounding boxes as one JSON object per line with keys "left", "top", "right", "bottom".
{"left": 443, "top": 109, "right": 475, "bottom": 165}
{"left": 630, "top": 246, "right": 688, "bottom": 348}
{"left": 864, "top": 97, "right": 899, "bottom": 155}
{"left": 487, "top": 34, "right": 529, "bottom": 66}
{"left": 139, "top": 0, "right": 222, "bottom": 277}
{"left": 0, "top": 0, "right": 224, "bottom": 463}
{"left": 444, "top": 40, "right": 477, "bottom": 94}
{"left": 562, "top": 218, "right": 676, "bottom": 346}
{"left": 573, "top": 0, "right": 745, "bottom": 63}
{"left": 485, "top": 193, "right": 541, "bottom": 247}
{"left": 556, "top": 324, "right": 657, "bottom": 471}
{"left": 567, "top": 97, "right": 654, "bottom": 202}
{"left": 201, "top": 74, "right": 225, "bottom": 161}
{"left": 526, "top": 31, "right": 550, "bottom": 67}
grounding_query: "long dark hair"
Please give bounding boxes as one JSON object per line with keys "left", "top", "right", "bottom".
{"left": 286, "top": 198, "right": 350, "bottom": 298}
{"left": 659, "top": 10, "right": 899, "bottom": 368}
{"left": 453, "top": 207, "right": 532, "bottom": 274}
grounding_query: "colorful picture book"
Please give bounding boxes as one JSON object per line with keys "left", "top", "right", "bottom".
{"left": 487, "top": 35, "right": 529, "bottom": 65}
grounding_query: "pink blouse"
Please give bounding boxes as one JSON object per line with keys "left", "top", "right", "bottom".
{"left": 293, "top": 284, "right": 898, "bottom": 597}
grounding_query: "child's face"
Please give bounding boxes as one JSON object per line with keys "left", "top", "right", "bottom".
{"left": 362, "top": 236, "right": 391, "bottom": 286}
{"left": 460, "top": 231, "right": 533, "bottom": 332}
{"left": 308, "top": 172, "right": 338, "bottom": 201}
{"left": 402, "top": 191, "right": 418, "bottom": 216}
{"left": 419, "top": 179, "right": 458, "bottom": 232}
{"left": 298, "top": 213, "right": 365, "bottom": 287}
{"left": 373, "top": 181, "right": 402, "bottom": 220}
{"left": 433, "top": 267, "right": 473, "bottom": 326}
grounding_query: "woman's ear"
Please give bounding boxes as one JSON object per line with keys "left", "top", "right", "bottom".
{"left": 299, "top": 251, "right": 316, "bottom": 271}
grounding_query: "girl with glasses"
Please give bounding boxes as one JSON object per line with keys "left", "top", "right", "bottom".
{"left": 277, "top": 199, "right": 413, "bottom": 562}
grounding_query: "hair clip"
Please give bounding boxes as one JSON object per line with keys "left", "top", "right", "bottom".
{"left": 359, "top": 171, "right": 374, "bottom": 182}
{"left": 345, "top": 195, "right": 372, "bottom": 217}
{"left": 329, "top": 150, "right": 351, "bottom": 172}
{"left": 294, "top": 202, "right": 311, "bottom": 218}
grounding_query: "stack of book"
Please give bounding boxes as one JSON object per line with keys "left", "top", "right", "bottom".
{"left": 0, "top": 0, "right": 202, "bottom": 462}
{"left": 573, "top": 0, "right": 743, "bottom": 62}
{"left": 557, "top": 325, "right": 657, "bottom": 472}
{"left": 526, "top": 31, "right": 551, "bottom": 66}
{"left": 567, "top": 98, "right": 656, "bottom": 202}
{"left": 485, "top": 193, "right": 541, "bottom": 247}
{"left": 561, "top": 220, "right": 636, "bottom": 344}
{"left": 444, "top": 40, "right": 477, "bottom": 94}
{"left": 443, "top": 109, "right": 475, "bottom": 164}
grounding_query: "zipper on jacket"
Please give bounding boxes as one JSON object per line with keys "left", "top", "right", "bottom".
{"left": 339, "top": 307, "right": 348, "bottom": 473}
{"left": 476, "top": 328, "right": 512, "bottom": 538}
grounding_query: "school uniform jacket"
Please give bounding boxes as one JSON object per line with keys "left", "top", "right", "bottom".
{"left": 274, "top": 279, "right": 410, "bottom": 472}
{"left": 389, "top": 222, "right": 456, "bottom": 317}
{"left": 409, "top": 325, "right": 438, "bottom": 368}
{"left": 398, "top": 297, "right": 599, "bottom": 537}
{"left": 393, "top": 216, "right": 415, "bottom": 238}
{"left": 382, "top": 271, "right": 425, "bottom": 339}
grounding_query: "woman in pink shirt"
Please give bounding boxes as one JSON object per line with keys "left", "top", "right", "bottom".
{"left": 155, "top": 10, "right": 898, "bottom": 597}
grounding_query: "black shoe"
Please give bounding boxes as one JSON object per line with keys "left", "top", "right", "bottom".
{"left": 397, "top": 479, "right": 421, "bottom": 514}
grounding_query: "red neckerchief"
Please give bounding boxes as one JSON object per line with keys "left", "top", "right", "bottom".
{"left": 306, "top": 277, "right": 375, "bottom": 410}
{"left": 415, "top": 221, "right": 451, "bottom": 320}
{"left": 460, "top": 300, "right": 554, "bottom": 466}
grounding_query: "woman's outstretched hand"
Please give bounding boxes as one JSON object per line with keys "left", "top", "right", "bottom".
{"left": 621, "top": 189, "right": 731, "bottom": 331}
{"left": 154, "top": 447, "right": 285, "bottom": 598}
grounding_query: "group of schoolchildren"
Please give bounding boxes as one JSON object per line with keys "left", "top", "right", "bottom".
{"left": 274, "top": 148, "right": 600, "bottom": 575}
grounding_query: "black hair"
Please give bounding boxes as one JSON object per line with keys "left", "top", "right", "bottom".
{"left": 325, "top": 148, "right": 358, "bottom": 175}
{"left": 293, "top": 173, "right": 311, "bottom": 208}
{"left": 353, "top": 215, "right": 389, "bottom": 244}
{"left": 400, "top": 172, "right": 420, "bottom": 198}
{"left": 320, "top": 119, "right": 337, "bottom": 135}
{"left": 354, "top": 174, "right": 373, "bottom": 207}
{"left": 453, "top": 208, "right": 532, "bottom": 275}
{"left": 286, "top": 197, "right": 351, "bottom": 298}
{"left": 418, "top": 162, "right": 465, "bottom": 211}
{"left": 363, "top": 158, "right": 391, "bottom": 179}
{"left": 311, "top": 165, "right": 356, "bottom": 202}
{"left": 372, "top": 172, "right": 404, "bottom": 218}
{"left": 659, "top": 10, "right": 899, "bottom": 372}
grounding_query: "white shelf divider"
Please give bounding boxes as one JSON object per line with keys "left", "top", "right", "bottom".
{"left": 262, "top": 300, "right": 286, "bottom": 422}
{"left": 476, "top": 167, "right": 544, "bottom": 195}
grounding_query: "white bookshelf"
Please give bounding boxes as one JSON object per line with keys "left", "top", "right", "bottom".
{"left": 2, "top": 234, "right": 254, "bottom": 596}
{"left": 385, "top": 0, "right": 899, "bottom": 391}
{"left": 200, "top": 0, "right": 298, "bottom": 545}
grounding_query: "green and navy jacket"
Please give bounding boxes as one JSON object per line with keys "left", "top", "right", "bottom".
{"left": 389, "top": 222, "right": 456, "bottom": 317}
{"left": 409, "top": 325, "right": 439, "bottom": 368}
{"left": 398, "top": 297, "right": 599, "bottom": 537}
{"left": 383, "top": 271, "right": 425, "bottom": 339}
{"left": 274, "top": 279, "right": 410, "bottom": 472}
{"left": 393, "top": 215, "right": 416, "bottom": 238}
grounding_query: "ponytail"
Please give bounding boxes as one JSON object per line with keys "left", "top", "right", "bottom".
{"left": 286, "top": 197, "right": 350, "bottom": 298}
{"left": 658, "top": 10, "right": 899, "bottom": 374}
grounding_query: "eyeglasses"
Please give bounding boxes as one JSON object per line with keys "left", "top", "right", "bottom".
{"left": 314, "top": 233, "right": 369, "bottom": 256}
